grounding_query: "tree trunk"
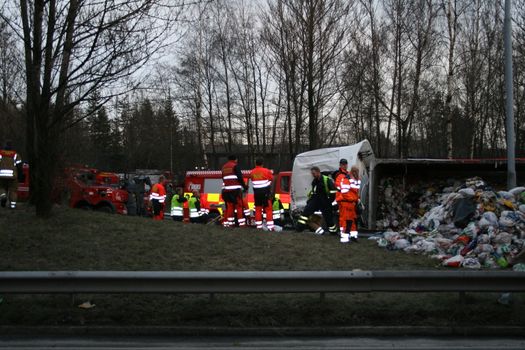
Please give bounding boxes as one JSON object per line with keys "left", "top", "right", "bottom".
{"left": 306, "top": 3, "right": 317, "bottom": 150}
{"left": 444, "top": 0, "right": 457, "bottom": 159}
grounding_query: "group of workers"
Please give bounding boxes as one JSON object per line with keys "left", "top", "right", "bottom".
{"left": 137, "top": 154, "right": 363, "bottom": 243}
{"left": 148, "top": 157, "right": 285, "bottom": 228}
{"left": 217, "top": 155, "right": 361, "bottom": 243}
{"left": 147, "top": 176, "right": 207, "bottom": 222}
{"left": 220, "top": 155, "right": 284, "bottom": 230}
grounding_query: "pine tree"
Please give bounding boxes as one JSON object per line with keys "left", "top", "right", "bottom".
{"left": 89, "top": 106, "right": 112, "bottom": 169}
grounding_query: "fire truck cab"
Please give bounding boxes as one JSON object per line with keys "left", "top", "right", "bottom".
{"left": 66, "top": 167, "right": 129, "bottom": 214}
{"left": 184, "top": 170, "right": 292, "bottom": 217}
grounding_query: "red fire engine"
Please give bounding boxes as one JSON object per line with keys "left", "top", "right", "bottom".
{"left": 17, "top": 165, "right": 129, "bottom": 214}
{"left": 64, "top": 167, "right": 129, "bottom": 214}
{"left": 184, "top": 170, "right": 292, "bottom": 217}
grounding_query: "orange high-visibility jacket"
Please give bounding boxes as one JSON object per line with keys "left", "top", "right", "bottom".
{"left": 250, "top": 166, "right": 273, "bottom": 190}
{"left": 150, "top": 183, "right": 166, "bottom": 203}
{"left": 222, "top": 160, "right": 245, "bottom": 191}
{"left": 335, "top": 168, "right": 358, "bottom": 203}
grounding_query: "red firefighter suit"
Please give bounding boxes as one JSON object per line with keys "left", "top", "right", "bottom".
{"left": 221, "top": 159, "right": 247, "bottom": 227}
{"left": 250, "top": 165, "right": 274, "bottom": 230}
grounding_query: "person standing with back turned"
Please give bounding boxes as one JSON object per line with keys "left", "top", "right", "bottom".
{"left": 150, "top": 175, "right": 167, "bottom": 220}
{"left": 250, "top": 158, "right": 274, "bottom": 231}
{"left": 221, "top": 155, "right": 248, "bottom": 227}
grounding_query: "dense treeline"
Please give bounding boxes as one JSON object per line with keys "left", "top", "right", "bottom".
{"left": 2, "top": 0, "right": 525, "bottom": 175}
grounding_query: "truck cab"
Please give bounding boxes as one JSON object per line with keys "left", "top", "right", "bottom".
{"left": 65, "top": 167, "right": 129, "bottom": 214}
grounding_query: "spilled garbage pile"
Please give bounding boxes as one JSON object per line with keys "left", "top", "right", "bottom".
{"left": 376, "top": 177, "right": 455, "bottom": 230}
{"left": 372, "top": 177, "right": 525, "bottom": 269}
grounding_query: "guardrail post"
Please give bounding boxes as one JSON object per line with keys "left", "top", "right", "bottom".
{"left": 458, "top": 291, "right": 466, "bottom": 303}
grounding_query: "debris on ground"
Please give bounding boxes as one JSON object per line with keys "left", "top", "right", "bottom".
{"left": 372, "top": 177, "right": 525, "bottom": 269}
{"left": 78, "top": 301, "right": 96, "bottom": 309}
{"left": 376, "top": 177, "right": 465, "bottom": 230}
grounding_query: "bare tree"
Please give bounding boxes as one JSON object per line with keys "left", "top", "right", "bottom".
{"left": 2, "top": 0, "right": 187, "bottom": 216}
{"left": 442, "top": 0, "right": 467, "bottom": 158}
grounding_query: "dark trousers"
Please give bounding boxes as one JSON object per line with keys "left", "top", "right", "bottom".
{"left": 297, "top": 196, "right": 335, "bottom": 231}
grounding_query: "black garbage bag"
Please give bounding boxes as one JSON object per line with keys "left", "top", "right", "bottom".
{"left": 453, "top": 198, "right": 476, "bottom": 228}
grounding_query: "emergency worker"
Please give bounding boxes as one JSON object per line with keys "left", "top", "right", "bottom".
{"left": 150, "top": 175, "right": 167, "bottom": 220}
{"left": 250, "top": 158, "right": 274, "bottom": 230}
{"left": 221, "top": 155, "right": 248, "bottom": 227}
{"left": 171, "top": 187, "right": 187, "bottom": 222}
{"left": 296, "top": 166, "right": 338, "bottom": 235}
{"left": 188, "top": 190, "right": 205, "bottom": 223}
{"left": 271, "top": 195, "right": 284, "bottom": 227}
{"left": 348, "top": 165, "right": 361, "bottom": 241}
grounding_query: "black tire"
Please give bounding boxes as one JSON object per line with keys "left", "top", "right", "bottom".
{"left": 95, "top": 205, "right": 114, "bottom": 214}
{"left": 77, "top": 203, "right": 92, "bottom": 210}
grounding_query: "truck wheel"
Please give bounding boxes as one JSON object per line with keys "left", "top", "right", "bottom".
{"left": 95, "top": 205, "right": 114, "bottom": 214}
{"left": 77, "top": 204, "right": 92, "bottom": 210}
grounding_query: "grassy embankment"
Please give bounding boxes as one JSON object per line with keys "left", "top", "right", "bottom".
{"left": 0, "top": 207, "right": 522, "bottom": 328}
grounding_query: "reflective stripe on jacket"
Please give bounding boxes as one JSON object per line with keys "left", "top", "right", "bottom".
{"left": 150, "top": 183, "right": 166, "bottom": 203}
{"left": 170, "top": 194, "right": 185, "bottom": 216}
{"left": 272, "top": 199, "right": 284, "bottom": 219}
{"left": 188, "top": 196, "right": 200, "bottom": 218}
{"left": 0, "top": 150, "right": 20, "bottom": 179}
{"left": 222, "top": 160, "right": 245, "bottom": 191}
{"left": 335, "top": 168, "right": 358, "bottom": 202}
{"left": 250, "top": 166, "right": 273, "bottom": 189}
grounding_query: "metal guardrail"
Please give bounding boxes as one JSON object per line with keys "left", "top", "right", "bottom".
{"left": 1, "top": 271, "right": 525, "bottom": 294}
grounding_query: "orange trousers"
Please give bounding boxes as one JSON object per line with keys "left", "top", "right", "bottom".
{"left": 338, "top": 201, "right": 357, "bottom": 233}
{"left": 254, "top": 200, "right": 273, "bottom": 229}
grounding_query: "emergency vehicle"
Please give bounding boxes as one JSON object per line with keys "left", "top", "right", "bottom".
{"left": 65, "top": 167, "right": 129, "bottom": 214}
{"left": 16, "top": 163, "right": 30, "bottom": 202}
{"left": 17, "top": 165, "right": 129, "bottom": 214}
{"left": 184, "top": 170, "right": 292, "bottom": 217}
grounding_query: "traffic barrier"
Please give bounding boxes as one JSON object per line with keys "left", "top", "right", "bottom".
{"left": 0, "top": 270, "right": 524, "bottom": 294}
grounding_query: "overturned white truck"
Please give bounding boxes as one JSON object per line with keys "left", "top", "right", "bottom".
{"left": 290, "top": 140, "right": 376, "bottom": 227}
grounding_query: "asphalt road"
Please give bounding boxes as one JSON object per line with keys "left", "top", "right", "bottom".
{"left": 1, "top": 337, "right": 525, "bottom": 350}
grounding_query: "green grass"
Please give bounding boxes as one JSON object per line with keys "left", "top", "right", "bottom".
{"left": 0, "top": 206, "right": 436, "bottom": 271}
{"left": 0, "top": 206, "right": 523, "bottom": 328}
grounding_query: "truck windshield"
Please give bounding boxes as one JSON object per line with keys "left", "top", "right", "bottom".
{"left": 280, "top": 176, "right": 290, "bottom": 193}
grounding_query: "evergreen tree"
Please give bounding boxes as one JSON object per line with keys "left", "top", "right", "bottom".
{"left": 89, "top": 106, "right": 112, "bottom": 169}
